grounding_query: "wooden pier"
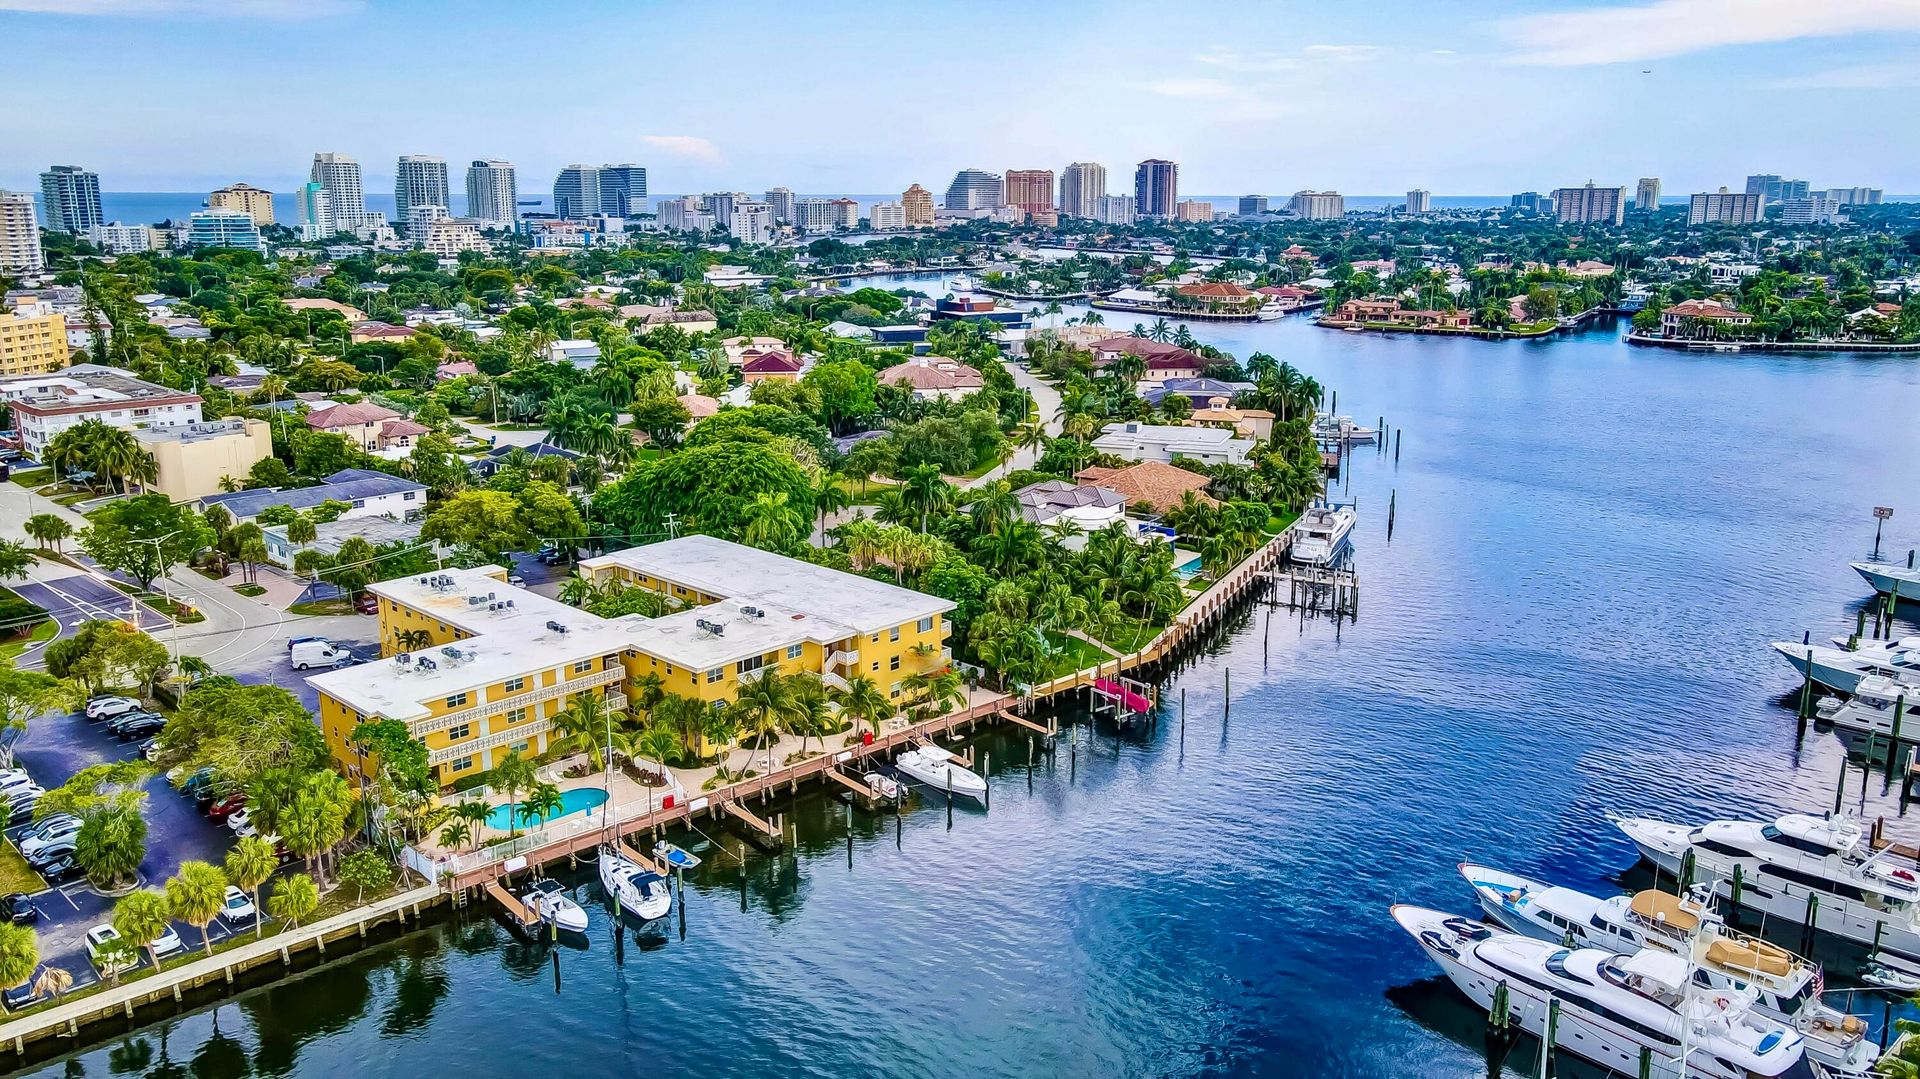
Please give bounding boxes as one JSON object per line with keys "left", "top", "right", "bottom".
{"left": 1270, "top": 564, "right": 1359, "bottom": 618}
{"left": 723, "top": 802, "right": 785, "bottom": 851}
{"left": 484, "top": 880, "right": 540, "bottom": 932}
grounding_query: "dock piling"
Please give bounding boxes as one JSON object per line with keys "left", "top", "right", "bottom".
{"left": 1834, "top": 760, "right": 1848, "bottom": 815}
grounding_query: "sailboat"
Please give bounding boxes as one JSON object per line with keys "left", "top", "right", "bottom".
{"left": 599, "top": 850, "right": 672, "bottom": 921}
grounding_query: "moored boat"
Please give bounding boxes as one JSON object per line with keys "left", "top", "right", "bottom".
{"left": 599, "top": 848, "right": 672, "bottom": 920}
{"left": 1852, "top": 560, "right": 1920, "bottom": 599}
{"left": 521, "top": 877, "right": 589, "bottom": 934}
{"left": 1769, "top": 639, "right": 1920, "bottom": 694}
{"left": 1290, "top": 501, "right": 1356, "bottom": 567}
{"left": 893, "top": 745, "right": 986, "bottom": 803}
{"left": 653, "top": 841, "right": 701, "bottom": 872}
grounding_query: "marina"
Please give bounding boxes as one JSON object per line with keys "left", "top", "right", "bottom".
{"left": 10, "top": 312, "right": 1920, "bottom": 1078}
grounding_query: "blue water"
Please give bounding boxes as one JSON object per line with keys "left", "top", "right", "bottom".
{"left": 19, "top": 313, "right": 1920, "bottom": 1078}
{"left": 483, "top": 787, "right": 607, "bottom": 832}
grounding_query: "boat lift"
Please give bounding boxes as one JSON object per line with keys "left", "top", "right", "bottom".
{"left": 1091, "top": 675, "right": 1153, "bottom": 725}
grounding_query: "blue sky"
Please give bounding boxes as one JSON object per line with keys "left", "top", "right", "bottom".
{"left": 3, "top": 0, "right": 1917, "bottom": 197}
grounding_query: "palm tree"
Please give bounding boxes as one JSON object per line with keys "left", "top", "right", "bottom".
{"left": 551, "top": 692, "right": 626, "bottom": 771}
{"left": 732, "top": 670, "right": 799, "bottom": 773}
{"left": 814, "top": 478, "right": 853, "bottom": 535}
{"left": 832, "top": 674, "right": 894, "bottom": 739}
{"left": 967, "top": 480, "right": 1019, "bottom": 536}
{"left": 225, "top": 836, "right": 276, "bottom": 938}
{"left": 112, "top": 890, "right": 173, "bottom": 972}
{"left": 1148, "top": 318, "right": 1173, "bottom": 343}
{"left": 438, "top": 820, "right": 473, "bottom": 852}
{"left": 269, "top": 873, "right": 319, "bottom": 928}
{"left": 31, "top": 965, "right": 71, "bottom": 1004}
{"left": 517, "top": 782, "right": 563, "bottom": 830}
{"left": 901, "top": 464, "right": 954, "bottom": 533}
{"left": 654, "top": 693, "right": 708, "bottom": 760}
{"left": 165, "top": 861, "right": 227, "bottom": 954}
{"left": 22, "top": 514, "right": 71, "bottom": 553}
{"left": 784, "top": 675, "right": 835, "bottom": 754}
{"left": 177, "top": 654, "right": 213, "bottom": 685}
{"left": 0, "top": 923, "right": 35, "bottom": 997}
{"left": 491, "top": 750, "right": 537, "bottom": 838}
{"left": 286, "top": 513, "right": 318, "bottom": 548}
{"left": 740, "top": 490, "right": 805, "bottom": 552}
{"left": 558, "top": 575, "right": 597, "bottom": 608}
{"left": 633, "top": 723, "right": 682, "bottom": 771}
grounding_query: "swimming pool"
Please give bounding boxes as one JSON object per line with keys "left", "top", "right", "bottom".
{"left": 484, "top": 787, "right": 608, "bottom": 832}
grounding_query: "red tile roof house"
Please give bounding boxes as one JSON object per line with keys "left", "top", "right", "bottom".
{"left": 349, "top": 320, "right": 417, "bottom": 344}
{"left": 1333, "top": 299, "right": 1402, "bottom": 322}
{"left": 740, "top": 349, "right": 805, "bottom": 384}
{"left": 1086, "top": 337, "right": 1207, "bottom": 378}
{"left": 306, "top": 401, "right": 404, "bottom": 451}
{"left": 376, "top": 417, "right": 430, "bottom": 451}
{"left": 1400, "top": 309, "right": 1473, "bottom": 329}
{"left": 1659, "top": 299, "right": 1754, "bottom": 339}
{"left": 1171, "top": 281, "right": 1261, "bottom": 312}
{"left": 435, "top": 360, "right": 478, "bottom": 381}
{"left": 877, "top": 357, "right": 985, "bottom": 401}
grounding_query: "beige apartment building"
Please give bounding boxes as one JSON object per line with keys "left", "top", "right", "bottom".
{"left": 131, "top": 417, "right": 274, "bottom": 499}
{"left": 209, "top": 183, "right": 276, "bottom": 226}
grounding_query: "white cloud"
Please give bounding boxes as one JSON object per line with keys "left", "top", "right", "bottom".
{"left": 1302, "top": 44, "right": 1381, "bottom": 62}
{"left": 1148, "top": 78, "right": 1235, "bottom": 99}
{"left": 1768, "top": 62, "right": 1920, "bottom": 89}
{"left": 0, "top": 0, "right": 359, "bottom": 14}
{"left": 1500, "top": 0, "right": 1920, "bottom": 66}
{"left": 638, "top": 135, "right": 724, "bottom": 165}
{"left": 1194, "top": 47, "right": 1300, "bottom": 72}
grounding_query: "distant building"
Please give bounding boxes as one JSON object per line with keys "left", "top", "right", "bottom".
{"left": 394, "top": 155, "right": 450, "bottom": 228}
{"left": 869, "top": 201, "right": 906, "bottom": 230}
{"left": 1005, "top": 170, "right": 1055, "bottom": 218}
{"left": 1405, "top": 189, "right": 1432, "bottom": 214}
{"left": 902, "top": 184, "right": 935, "bottom": 227}
{"left": 310, "top": 152, "right": 372, "bottom": 231}
{"left": 1134, "top": 159, "right": 1178, "bottom": 217}
{"left": 88, "top": 221, "right": 158, "bottom": 255}
{"left": 187, "top": 209, "right": 266, "bottom": 253}
{"left": 1060, "top": 163, "right": 1106, "bottom": 218}
{"left": 0, "top": 305, "right": 67, "bottom": 376}
{"left": 793, "top": 198, "right": 839, "bottom": 233}
{"left": 1093, "top": 194, "right": 1136, "bottom": 226}
{"left": 1745, "top": 174, "right": 1809, "bottom": 203}
{"left": 945, "top": 169, "right": 1003, "bottom": 210}
{"left": 1687, "top": 188, "right": 1765, "bottom": 225}
{"left": 599, "top": 164, "right": 648, "bottom": 216}
{"left": 1092, "top": 421, "right": 1253, "bottom": 467}
{"left": 876, "top": 356, "right": 984, "bottom": 401}
{"left": 209, "top": 182, "right": 275, "bottom": 226}
{"left": 1509, "top": 191, "right": 1553, "bottom": 215}
{"left": 130, "top": 417, "right": 273, "bottom": 500}
{"left": 199, "top": 467, "right": 426, "bottom": 525}
{"left": 464, "top": 160, "right": 518, "bottom": 228}
{"left": 729, "top": 200, "right": 775, "bottom": 244}
{"left": 655, "top": 197, "right": 713, "bottom": 233}
{"left": 1552, "top": 183, "right": 1626, "bottom": 226}
{"left": 422, "top": 218, "right": 488, "bottom": 257}
{"left": 552, "top": 165, "right": 603, "bottom": 220}
{"left": 1238, "top": 195, "right": 1269, "bottom": 216}
{"left": 1289, "top": 190, "right": 1345, "bottom": 219}
{"left": 38, "top": 165, "right": 102, "bottom": 235}
{"left": 1635, "top": 177, "right": 1661, "bottom": 212}
{"left": 764, "top": 187, "right": 796, "bottom": 223}
{"left": 1174, "top": 200, "right": 1214, "bottom": 223}
{"left": 700, "top": 192, "right": 746, "bottom": 228}
{"left": 1823, "top": 186, "right": 1882, "bottom": 206}
{"left": 295, "top": 181, "right": 332, "bottom": 240}
{"left": 828, "top": 198, "right": 860, "bottom": 230}
{"left": 1777, "top": 194, "right": 1845, "bottom": 225}
{"left": 1660, "top": 298, "right": 1753, "bottom": 338}
{"left": 0, "top": 192, "right": 44, "bottom": 274}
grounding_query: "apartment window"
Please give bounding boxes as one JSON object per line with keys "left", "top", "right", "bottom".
{"left": 510, "top": 740, "right": 530, "bottom": 754}
{"left": 573, "top": 660, "right": 592, "bottom": 674}
{"left": 506, "top": 708, "right": 527, "bottom": 724}
{"left": 890, "top": 655, "right": 901, "bottom": 671}
{"left": 786, "top": 643, "right": 803, "bottom": 660}
{"left": 447, "top": 723, "right": 471, "bottom": 741}
{"left": 870, "top": 661, "right": 879, "bottom": 672}
{"left": 451, "top": 755, "right": 475, "bottom": 772}
{"left": 870, "top": 633, "right": 880, "bottom": 643}
{"left": 890, "top": 682, "right": 902, "bottom": 698}
{"left": 918, "top": 616, "right": 934, "bottom": 633}
{"left": 890, "top": 627, "right": 901, "bottom": 642}
{"left": 403, "top": 491, "right": 417, "bottom": 501}
{"left": 737, "top": 655, "right": 765, "bottom": 676}
{"left": 351, "top": 499, "right": 366, "bottom": 509}
{"left": 445, "top": 692, "right": 468, "bottom": 708}
{"left": 503, "top": 676, "right": 525, "bottom": 693}
{"left": 706, "top": 667, "right": 723, "bottom": 684}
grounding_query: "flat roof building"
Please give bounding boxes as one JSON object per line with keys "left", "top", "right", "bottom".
{"left": 0, "top": 364, "right": 201, "bottom": 457}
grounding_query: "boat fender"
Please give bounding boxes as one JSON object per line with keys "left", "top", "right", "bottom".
{"left": 1713, "top": 996, "right": 1730, "bottom": 1011}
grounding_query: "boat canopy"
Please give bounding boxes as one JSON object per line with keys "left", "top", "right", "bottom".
{"left": 1619, "top": 948, "right": 1691, "bottom": 991}
{"left": 1629, "top": 890, "right": 1701, "bottom": 934}
{"left": 1774, "top": 813, "right": 1861, "bottom": 851}
{"left": 1704, "top": 938, "right": 1792, "bottom": 978}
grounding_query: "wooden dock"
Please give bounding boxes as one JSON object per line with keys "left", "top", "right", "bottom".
{"left": 1270, "top": 564, "right": 1359, "bottom": 618}
{"left": 997, "top": 708, "right": 1056, "bottom": 737}
{"left": 484, "top": 880, "right": 539, "bottom": 931}
{"left": 723, "top": 802, "right": 784, "bottom": 851}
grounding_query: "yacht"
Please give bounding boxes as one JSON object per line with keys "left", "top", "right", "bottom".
{"left": 893, "top": 745, "right": 987, "bottom": 803}
{"left": 1769, "top": 639, "right": 1920, "bottom": 694}
{"left": 520, "top": 877, "right": 589, "bottom": 934}
{"left": 598, "top": 847, "right": 672, "bottom": 920}
{"left": 1290, "top": 501, "right": 1356, "bottom": 567}
{"left": 1851, "top": 560, "right": 1920, "bottom": 599}
{"left": 1814, "top": 675, "right": 1915, "bottom": 750}
{"left": 1311, "top": 414, "right": 1379, "bottom": 443}
{"left": 1256, "top": 297, "right": 1286, "bottom": 321}
{"left": 1616, "top": 812, "right": 1920, "bottom": 964}
{"left": 1393, "top": 906, "right": 1819, "bottom": 1078}
{"left": 1461, "top": 864, "right": 1877, "bottom": 1077}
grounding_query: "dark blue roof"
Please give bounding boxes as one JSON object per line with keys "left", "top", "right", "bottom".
{"left": 200, "top": 474, "right": 425, "bottom": 518}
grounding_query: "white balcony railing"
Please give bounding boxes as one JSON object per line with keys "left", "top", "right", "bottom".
{"left": 827, "top": 649, "right": 860, "bottom": 669}
{"left": 428, "top": 718, "right": 553, "bottom": 765}
{"left": 821, "top": 671, "right": 850, "bottom": 693}
{"left": 411, "top": 666, "right": 623, "bottom": 736}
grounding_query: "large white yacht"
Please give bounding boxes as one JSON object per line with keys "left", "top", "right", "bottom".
{"left": 1815, "top": 675, "right": 1915, "bottom": 751}
{"left": 1393, "top": 906, "right": 1820, "bottom": 1078}
{"left": 1290, "top": 501, "right": 1356, "bottom": 567}
{"left": 1460, "top": 864, "right": 1877, "bottom": 1077}
{"left": 1851, "top": 560, "right": 1920, "bottom": 599}
{"left": 1769, "top": 639, "right": 1920, "bottom": 694}
{"left": 1617, "top": 812, "right": 1920, "bottom": 962}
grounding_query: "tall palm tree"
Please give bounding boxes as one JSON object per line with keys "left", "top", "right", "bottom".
{"left": 901, "top": 464, "right": 953, "bottom": 534}
{"left": 967, "top": 479, "right": 1019, "bottom": 536}
{"left": 732, "top": 670, "right": 799, "bottom": 773}
{"left": 784, "top": 675, "right": 835, "bottom": 754}
{"left": 741, "top": 490, "right": 804, "bottom": 551}
{"left": 832, "top": 674, "right": 894, "bottom": 739}
{"left": 814, "top": 478, "right": 853, "bottom": 535}
{"left": 552, "top": 692, "right": 626, "bottom": 772}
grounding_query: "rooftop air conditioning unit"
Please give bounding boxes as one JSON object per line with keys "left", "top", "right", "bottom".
{"left": 416, "top": 657, "right": 437, "bottom": 671}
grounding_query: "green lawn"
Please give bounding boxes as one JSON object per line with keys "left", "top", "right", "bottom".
{"left": 289, "top": 598, "right": 355, "bottom": 616}
{"left": 103, "top": 581, "right": 206, "bottom": 624}
{"left": 0, "top": 617, "right": 57, "bottom": 662}
{"left": 834, "top": 477, "right": 901, "bottom": 507}
{"left": 231, "top": 583, "right": 268, "bottom": 597}
{"left": 0, "top": 841, "right": 46, "bottom": 895}
{"left": 1039, "top": 632, "right": 1112, "bottom": 678}
{"left": 7, "top": 468, "right": 51, "bottom": 487}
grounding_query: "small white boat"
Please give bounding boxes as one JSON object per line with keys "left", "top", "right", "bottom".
{"left": 893, "top": 745, "right": 986, "bottom": 803}
{"left": 1290, "top": 501, "right": 1356, "bottom": 567}
{"left": 599, "top": 849, "right": 672, "bottom": 920}
{"left": 1853, "top": 560, "right": 1920, "bottom": 599}
{"left": 1310, "top": 414, "right": 1378, "bottom": 443}
{"left": 521, "top": 877, "right": 589, "bottom": 934}
{"left": 653, "top": 841, "right": 701, "bottom": 872}
{"left": 863, "top": 772, "right": 902, "bottom": 801}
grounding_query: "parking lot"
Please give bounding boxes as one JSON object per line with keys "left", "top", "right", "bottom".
{"left": 4, "top": 706, "right": 255, "bottom": 995}
{"left": 11, "top": 576, "right": 171, "bottom": 641}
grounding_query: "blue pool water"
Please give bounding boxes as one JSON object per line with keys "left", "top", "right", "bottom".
{"left": 22, "top": 311, "right": 1920, "bottom": 1077}
{"left": 483, "top": 786, "right": 607, "bottom": 832}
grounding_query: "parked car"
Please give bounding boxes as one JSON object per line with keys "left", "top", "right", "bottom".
{"left": 288, "top": 641, "right": 352, "bottom": 670}
{"left": 354, "top": 593, "right": 379, "bottom": 615}
{"left": 85, "top": 926, "right": 135, "bottom": 975}
{"left": 0, "top": 980, "right": 37, "bottom": 1012}
{"left": 219, "top": 885, "right": 256, "bottom": 924}
{"left": 20, "top": 818, "right": 80, "bottom": 858}
{"left": 228, "top": 807, "right": 260, "bottom": 836}
{"left": 0, "top": 894, "right": 39, "bottom": 924}
{"left": 84, "top": 695, "right": 141, "bottom": 720}
{"left": 108, "top": 712, "right": 166, "bottom": 740}
{"left": 35, "top": 855, "right": 84, "bottom": 884}
{"left": 25, "top": 838, "right": 75, "bottom": 867}
{"left": 506, "top": 573, "right": 526, "bottom": 586}
{"left": 0, "top": 770, "right": 36, "bottom": 794}
{"left": 208, "top": 793, "right": 246, "bottom": 821}
{"left": 19, "top": 813, "right": 76, "bottom": 845}
{"left": 536, "top": 546, "right": 570, "bottom": 566}
{"left": 141, "top": 737, "right": 162, "bottom": 762}
{"left": 150, "top": 924, "right": 184, "bottom": 958}
{"left": 286, "top": 635, "right": 330, "bottom": 653}
{"left": 6, "top": 789, "right": 43, "bottom": 825}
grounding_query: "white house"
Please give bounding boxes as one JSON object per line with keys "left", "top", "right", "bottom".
{"left": 0, "top": 365, "right": 202, "bottom": 460}
{"left": 1090, "top": 422, "right": 1254, "bottom": 466}
{"left": 197, "top": 468, "right": 427, "bottom": 525}
{"left": 548, "top": 339, "right": 601, "bottom": 367}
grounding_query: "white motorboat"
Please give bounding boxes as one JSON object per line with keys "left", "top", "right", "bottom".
{"left": 598, "top": 848, "right": 672, "bottom": 920}
{"left": 1815, "top": 675, "right": 1915, "bottom": 745}
{"left": 653, "top": 841, "right": 701, "bottom": 872}
{"left": 1256, "top": 298, "right": 1286, "bottom": 321}
{"left": 520, "top": 877, "right": 589, "bottom": 934}
{"left": 1852, "top": 560, "right": 1920, "bottom": 599}
{"left": 1461, "top": 864, "right": 1877, "bottom": 1077}
{"left": 1617, "top": 811, "right": 1920, "bottom": 967}
{"left": 1290, "top": 501, "right": 1356, "bottom": 567}
{"left": 1393, "top": 906, "right": 1818, "bottom": 1078}
{"left": 893, "top": 745, "right": 986, "bottom": 803}
{"left": 1769, "top": 639, "right": 1920, "bottom": 694}
{"left": 863, "top": 772, "right": 902, "bottom": 802}
{"left": 1310, "top": 414, "right": 1378, "bottom": 443}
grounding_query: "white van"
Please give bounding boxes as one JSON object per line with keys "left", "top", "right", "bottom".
{"left": 289, "top": 641, "right": 352, "bottom": 670}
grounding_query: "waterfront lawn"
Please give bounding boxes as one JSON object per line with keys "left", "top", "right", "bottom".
{"left": 1041, "top": 632, "right": 1113, "bottom": 677}
{"left": 0, "top": 841, "right": 45, "bottom": 895}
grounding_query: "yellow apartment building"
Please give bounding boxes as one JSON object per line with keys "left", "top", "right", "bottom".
{"left": 308, "top": 536, "right": 954, "bottom": 789}
{"left": 0, "top": 308, "right": 68, "bottom": 376}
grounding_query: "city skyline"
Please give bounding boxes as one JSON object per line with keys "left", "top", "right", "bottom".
{"left": 2, "top": 0, "right": 1917, "bottom": 196}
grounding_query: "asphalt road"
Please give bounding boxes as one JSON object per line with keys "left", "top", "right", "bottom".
{"left": 12, "top": 577, "right": 171, "bottom": 637}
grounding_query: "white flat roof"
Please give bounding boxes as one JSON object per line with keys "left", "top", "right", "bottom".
{"left": 579, "top": 535, "right": 952, "bottom": 637}
{"left": 621, "top": 598, "right": 823, "bottom": 671}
